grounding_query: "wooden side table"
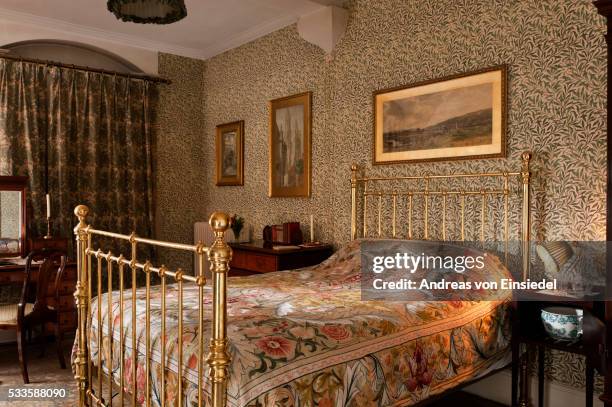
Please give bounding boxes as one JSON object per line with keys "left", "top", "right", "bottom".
{"left": 512, "top": 295, "right": 605, "bottom": 407}
{"left": 228, "top": 240, "right": 333, "bottom": 276}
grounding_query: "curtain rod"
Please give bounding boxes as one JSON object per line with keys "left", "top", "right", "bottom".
{"left": 0, "top": 53, "right": 171, "bottom": 84}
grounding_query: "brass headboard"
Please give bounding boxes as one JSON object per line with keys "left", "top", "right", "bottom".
{"left": 350, "top": 151, "right": 532, "bottom": 280}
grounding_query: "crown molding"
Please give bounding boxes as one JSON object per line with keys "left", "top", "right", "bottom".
{"left": 0, "top": 7, "right": 204, "bottom": 60}
{"left": 0, "top": 4, "right": 328, "bottom": 61}
{"left": 198, "top": 13, "right": 300, "bottom": 59}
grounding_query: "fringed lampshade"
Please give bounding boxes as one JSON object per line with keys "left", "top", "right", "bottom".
{"left": 107, "top": 0, "right": 187, "bottom": 24}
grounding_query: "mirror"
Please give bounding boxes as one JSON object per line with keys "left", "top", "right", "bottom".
{"left": 0, "top": 176, "right": 27, "bottom": 258}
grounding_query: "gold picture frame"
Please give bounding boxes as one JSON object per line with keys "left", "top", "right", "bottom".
{"left": 215, "top": 120, "right": 244, "bottom": 186}
{"left": 269, "top": 91, "right": 312, "bottom": 197}
{"left": 373, "top": 65, "right": 507, "bottom": 164}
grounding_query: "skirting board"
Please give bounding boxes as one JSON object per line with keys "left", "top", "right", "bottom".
{"left": 465, "top": 369, "right": 601, "bottom": 407}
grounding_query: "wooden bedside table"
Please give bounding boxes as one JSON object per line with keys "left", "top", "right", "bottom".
{"left": 512, "top": 292, "right": 606, "bottom": 407}
{"left": 228, "top": 240, "right": 333, "bottom": 276}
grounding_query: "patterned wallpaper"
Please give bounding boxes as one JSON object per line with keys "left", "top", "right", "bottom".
{"left": 162, "top": 0, "right": 607, "bottom": 393}
{"left": 202, "top": 26, "right": 334, "bottom": 243}
{"left": 202, "top": 0, "right": 606, "bottom": 248}
{"left": 155, "top": 53, "right": 207, "bottom": 268}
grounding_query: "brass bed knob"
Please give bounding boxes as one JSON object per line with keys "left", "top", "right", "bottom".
{"left": 209, "top": 212, "right": 231, "bottom": 233}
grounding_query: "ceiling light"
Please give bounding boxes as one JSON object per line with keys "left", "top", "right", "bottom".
{"left": 107, "top": 0, "right": 187, "bottom": 24}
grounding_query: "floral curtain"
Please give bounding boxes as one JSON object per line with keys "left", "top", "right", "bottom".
{"left": 0, "top": 58, "right": 156, "bottom": 255}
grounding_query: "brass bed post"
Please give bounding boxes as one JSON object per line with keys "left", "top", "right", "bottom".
{"left": 117, "top": 256, "right": 125, "bottom": 407}
{"left": 442, "top": 192, "right": 447, "bottom": 241}
{"left": 105, "top": 251, "right": 114, "bottom": 407}
{"left": 521, "top": 151, "right": 532, "bottom": 281}
{"left": 363, "top": 182, "right": 369, "bottom": 238}
{"left": 480, "top": 191, "right": 486, "bottom": 243}
{"left": 460, "top": 192, "right": 466, "bottom": 241}
{"left": 504, "top": 173, "right": 509, "bottom": 266}
{"left": 392, "top": 192, "right": 398, "bottom": 238}
{"left": 424, "top": 177, "right": 430, "bottom": 240}
{"left": 377, "top": 193, "right": 383, "bottom": 238}
{"left": 408, "top": 193, "right": 413, "bottom": 239}
{"left": 207, "top": 213, "right": 232, "bottom": 407}
{"left": 129, "top": 233, "right": 138, "bottom": 406}
{"left": 351, "top": 164, "right": 358, "bottom": 240}
{"left": 74, "top": 205, "right": 90, "bottom": 407}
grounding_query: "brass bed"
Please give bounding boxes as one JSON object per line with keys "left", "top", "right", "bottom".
{"left": 72, "top": 152, "right": 532, "bottom": 407}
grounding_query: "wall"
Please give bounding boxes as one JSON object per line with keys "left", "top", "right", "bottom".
{"left": 198, "top": 0, "right": 607, "bottom": 393}
{"left": 0, "top": 18, "right": 159, "bottom": 74}
{"left": 202, "top": 0, "right": 606, "bottom": 246}
{"left": 203, "top": 26, "right": 333, "bottom": 243}
{"left": 6, "top": 40, "right": 143, "bottom": 73}
{"left": 155, "top": 53, "right": 206, "bottom": 268}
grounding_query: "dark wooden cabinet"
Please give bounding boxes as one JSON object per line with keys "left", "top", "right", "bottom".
{"left": 229, "top": 241, "right": 333, "bottom": 276}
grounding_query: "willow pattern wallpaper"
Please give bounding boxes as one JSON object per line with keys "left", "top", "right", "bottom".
{"left": 155, "top": 0, "right": 607, "bottom": 393}
{"left": 155, "top": 53, "right": 207, "bottom": 268}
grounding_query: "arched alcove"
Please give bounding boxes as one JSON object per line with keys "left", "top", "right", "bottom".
{"left": 2, "top": 39, "right": 143, "bottom": 74}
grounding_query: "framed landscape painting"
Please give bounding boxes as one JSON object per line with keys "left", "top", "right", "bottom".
{"left": 374, "top": 65, "right": 507, "bottom": 164}
{"left": 215, "top": 120, "right": 244, "bottom": 186}
{"left": 269, "top": 91, "right": 311, "bottom": 197}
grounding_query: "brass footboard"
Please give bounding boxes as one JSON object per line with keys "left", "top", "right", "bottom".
{"left": 73, "top": 205, "right": 232, "bottom": 407}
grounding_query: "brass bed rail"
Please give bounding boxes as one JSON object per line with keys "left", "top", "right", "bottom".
{"left": 73, "top": 205, "right": 232, "bottom": 407}
{"left": 350, "top": 151, "right": 532, "bottom": 280}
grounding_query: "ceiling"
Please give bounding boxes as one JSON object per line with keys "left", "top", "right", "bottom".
{"left": 0, "top": 0, "right": 343, "bottom": 60}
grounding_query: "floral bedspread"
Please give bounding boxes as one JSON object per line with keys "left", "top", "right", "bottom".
{"left": 78, "top": 240, "right": 512, "bottom": 407}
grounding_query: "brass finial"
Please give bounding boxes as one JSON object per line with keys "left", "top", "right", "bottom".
{"left": 521, "top": 151, "right": 532, "bottom": 164}
{"left": 74, "top": 205, "right": 90, "bottom": 235}
{"left": 209, "top": 212, "right": 231, "bottom": 235}
{"left": 351, "top": 164, "right": 359, "bottom": 188}
{"left": 521, "top": 151, "right": 532, "bottom": 184}
{"left": 74, "top": 205, "right": 89, "bottom": 222}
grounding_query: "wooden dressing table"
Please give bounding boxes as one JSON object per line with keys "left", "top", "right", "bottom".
{"left": 0, "top": 176, "right": 77, "bottom": 333}
{"left": 0, "top": 246, "right": 77, "bottom": 333}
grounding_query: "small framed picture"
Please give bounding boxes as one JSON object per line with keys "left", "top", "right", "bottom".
{"left": 269, "top": 91, "right": 312, "bottom": 197}
{"left": 215, "top": 120, "right": 244, "bottom": 186}
{"left": 374, "top": 65, "right": 507, "bottom": 164}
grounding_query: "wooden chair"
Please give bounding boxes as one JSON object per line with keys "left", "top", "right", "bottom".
{"left": 0, "top": 250, "right": 67, "bottom": 383}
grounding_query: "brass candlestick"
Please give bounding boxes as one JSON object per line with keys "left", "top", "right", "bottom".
{"left": 44, "top": 217, "right": 52, "bottom": 239}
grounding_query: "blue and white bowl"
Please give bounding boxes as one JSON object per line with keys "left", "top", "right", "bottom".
{"left": 541, "top": 306, "right": 583, "bottom": 341}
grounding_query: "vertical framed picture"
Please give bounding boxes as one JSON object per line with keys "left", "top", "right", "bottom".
{"left": 373, "top": 65, "right": 507, "bottom": 164}
{"left": 215, "top": 120, "right": 244, "bottom": 186}
{"left": 269, "top": 91, "right": 312, "bottom": 197}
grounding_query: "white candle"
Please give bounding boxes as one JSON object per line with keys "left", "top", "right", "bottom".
{"left": 310, "top": 214, "right": 314, "bottom": 243}
{"left": 46, "top": 194, "right": 51, "bottom": 218}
